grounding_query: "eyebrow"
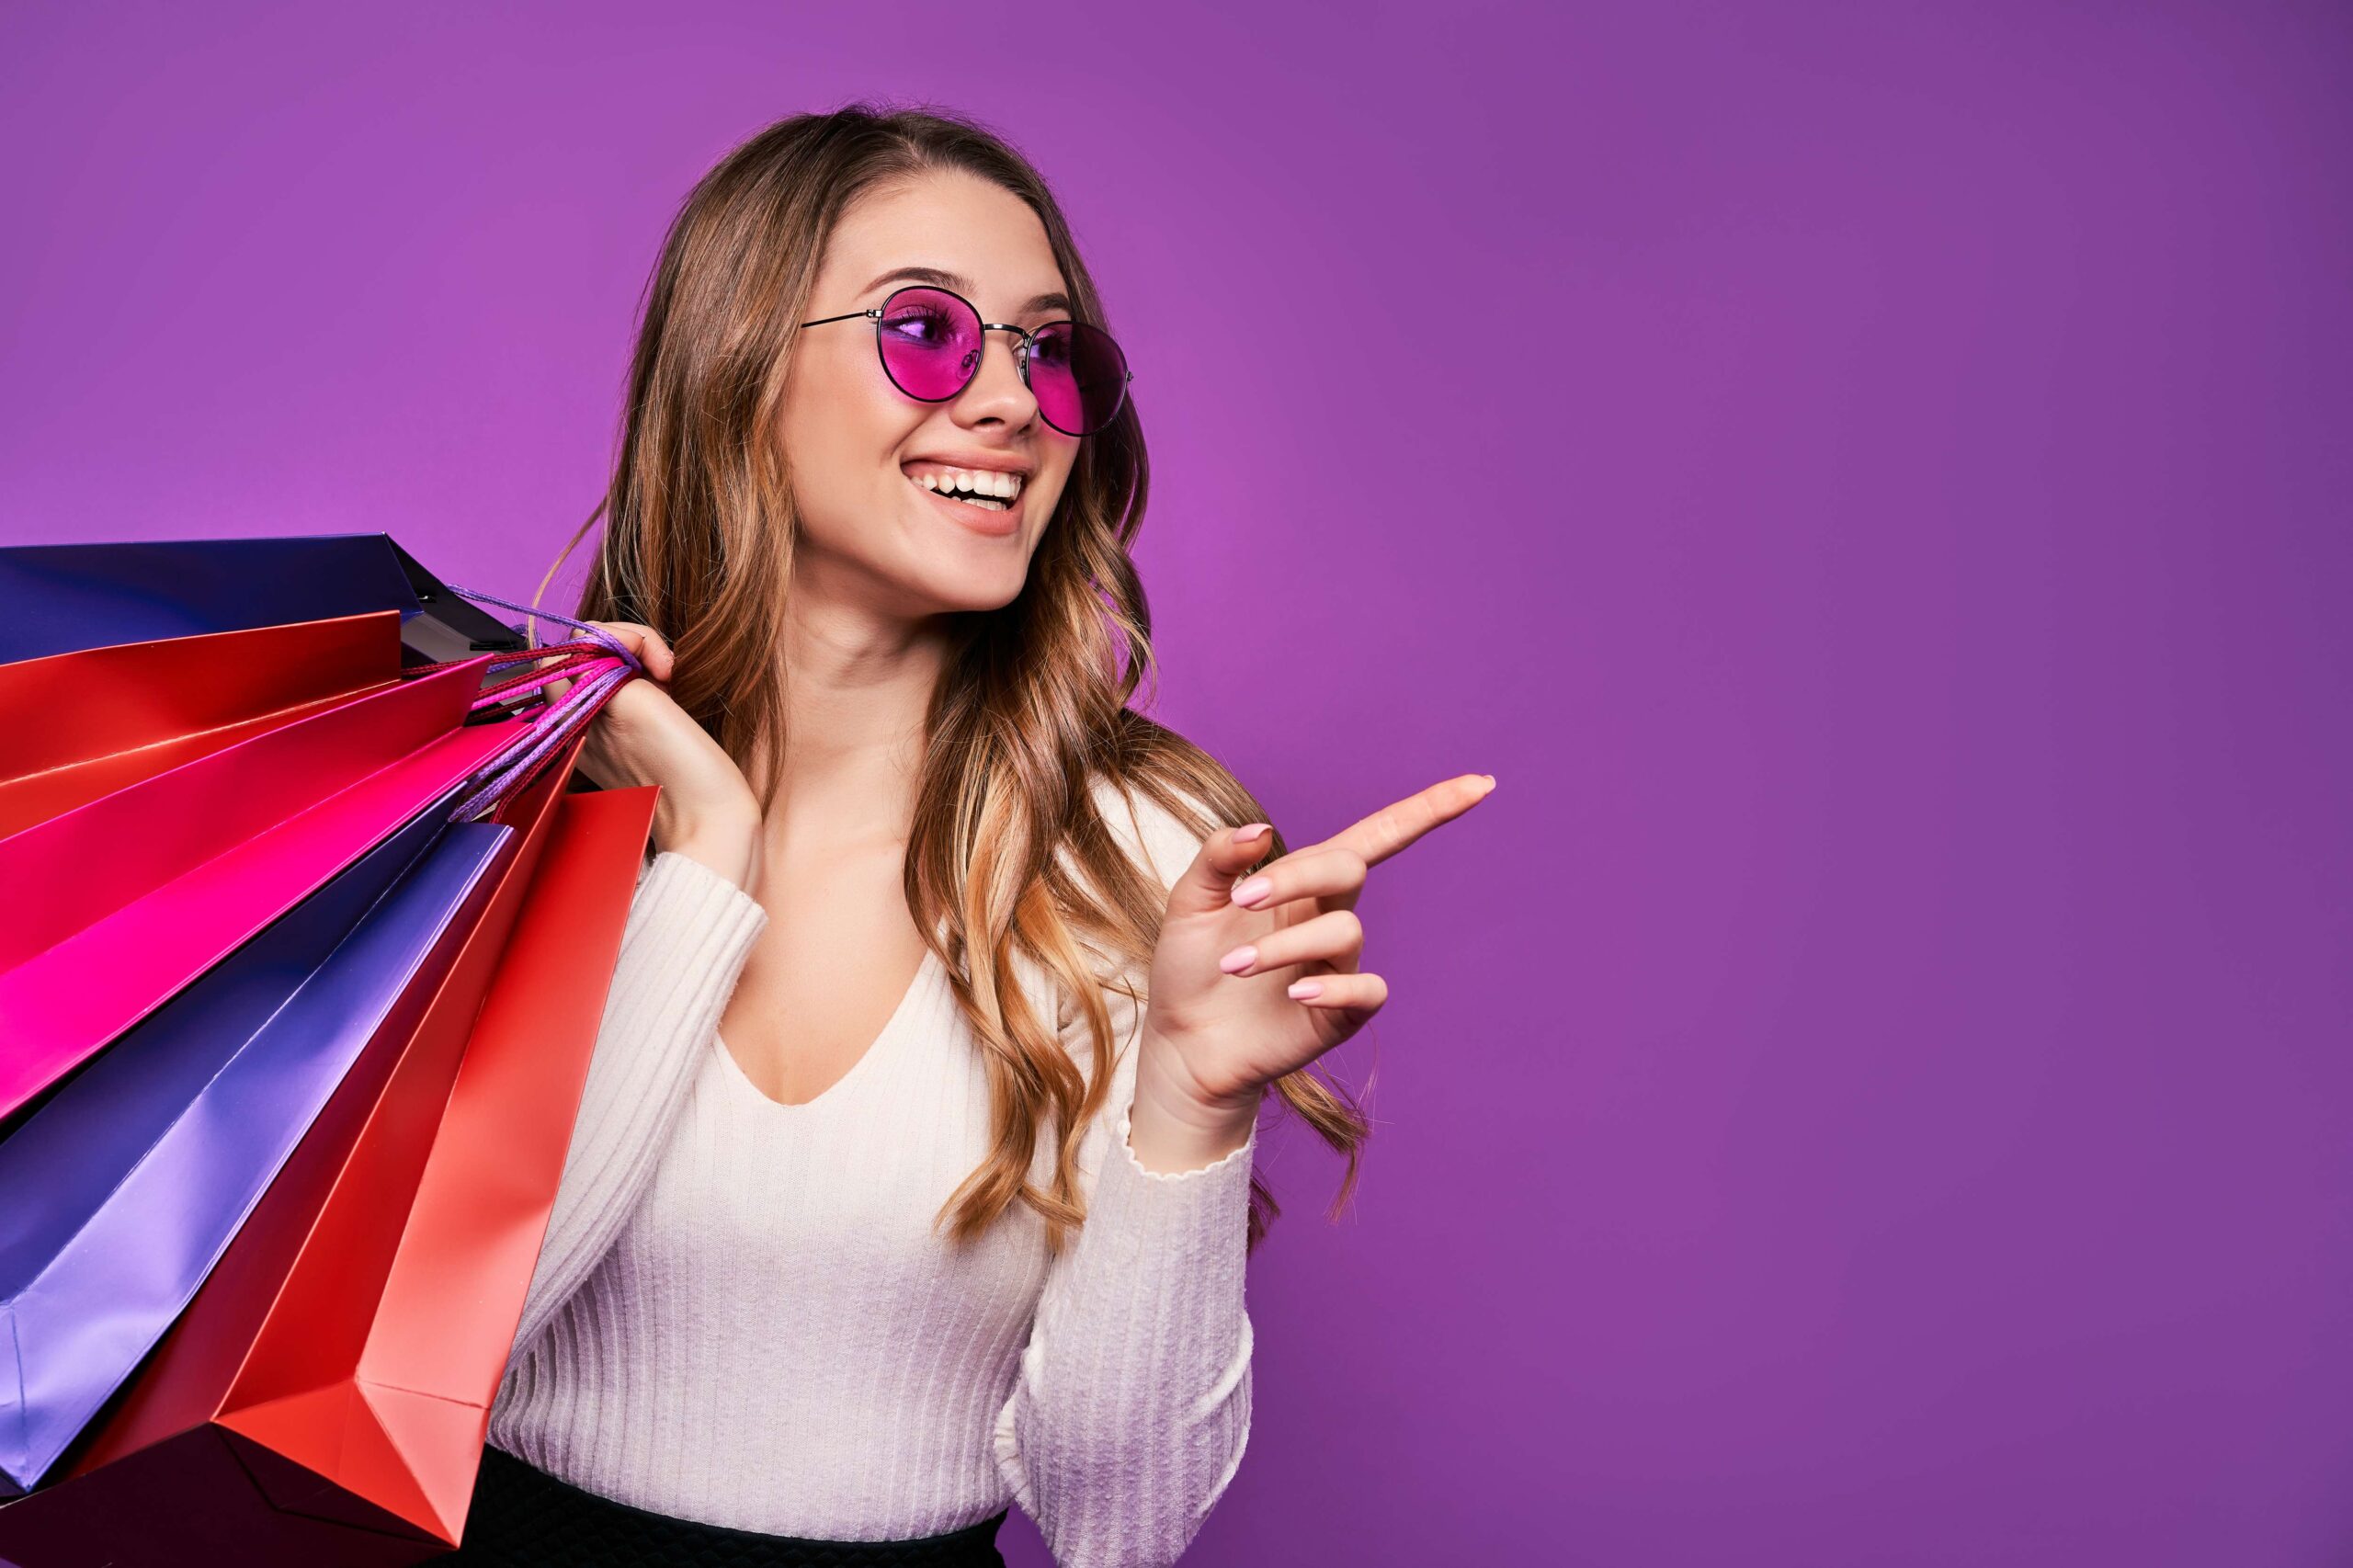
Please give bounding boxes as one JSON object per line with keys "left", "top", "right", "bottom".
{"left": 859, "top": 266, "right": 1073, "bottom": 320}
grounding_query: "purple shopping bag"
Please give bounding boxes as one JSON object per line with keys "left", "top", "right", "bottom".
{"left": 0, "top": 534, "right": 528, "bottom": 667}
{"left": 0, "top": 789, "right": 515, "bottom": 1494}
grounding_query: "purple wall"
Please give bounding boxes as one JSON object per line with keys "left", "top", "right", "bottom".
{"left": 5, "top": 3, "right": 2347, "bottom": 1563}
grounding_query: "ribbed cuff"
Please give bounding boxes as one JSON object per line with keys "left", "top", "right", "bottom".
{"left": 1114, "top": 1104, "right": 1258, "bottom": 1182}
{"left": 1091, "top": 1101, "right": 1257, "bottom": 1265}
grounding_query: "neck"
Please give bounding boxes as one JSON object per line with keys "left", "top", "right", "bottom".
{"left": 749, "top": 580, "right": 951, "bottom": 856}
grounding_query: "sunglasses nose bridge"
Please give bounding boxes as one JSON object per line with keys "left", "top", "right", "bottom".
{"left": 961, "top": 323, "right": 1038, "bottom": 395}
{"left": 979, "top": 322, "right": 1033, "bottom": 372}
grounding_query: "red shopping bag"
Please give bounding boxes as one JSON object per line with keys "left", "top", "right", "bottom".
{"left": 0, "top": 774, "right": 658, "bottom": 1567}
{"left": 0, "top": 612, "right": 403, "bottom": 837}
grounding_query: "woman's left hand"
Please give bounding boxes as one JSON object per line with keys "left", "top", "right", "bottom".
{"left": 1133, "top": 773, "right": 1497, "bottom": 1142}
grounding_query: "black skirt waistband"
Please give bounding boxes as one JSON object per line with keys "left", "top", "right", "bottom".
{"left": 445, "top": 1442, "right": 1009, "bottom": 1567}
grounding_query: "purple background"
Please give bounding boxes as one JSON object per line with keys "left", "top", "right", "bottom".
{"left": 5, "top": 3, "right": 2348, "bottom": 1563}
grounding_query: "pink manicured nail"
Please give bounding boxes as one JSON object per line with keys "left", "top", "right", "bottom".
{"left": 1219, "top": 943, "right": 1258, "bottom": 973}
{"left": 1234, "top": 823, "right": 1270, "bottom": 844}
{"left": 1288, "top": 979, "right": 1324, "bottom": 1000}
{"left": 1231, "top": 876, "right": 1272, "bottom": 906}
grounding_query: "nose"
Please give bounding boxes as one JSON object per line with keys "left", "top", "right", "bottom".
{"left": 955, "top": 327, "right": 1040, "bottom": 426}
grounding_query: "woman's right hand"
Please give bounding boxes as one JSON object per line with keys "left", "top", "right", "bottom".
{"left": 543, "top": 620, "right": 763, "bottom": 897}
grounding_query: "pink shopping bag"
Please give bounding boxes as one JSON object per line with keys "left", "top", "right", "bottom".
{"left": 0, "top": 656, "right": 525, "bottom": 1121}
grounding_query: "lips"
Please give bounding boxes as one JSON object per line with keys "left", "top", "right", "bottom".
{"left": 906, "top": 470, "right": 1021, "bottom": 536}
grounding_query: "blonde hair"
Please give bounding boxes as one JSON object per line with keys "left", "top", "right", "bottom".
{"left": 536, "top": 102, "right": 1368, "bottom": 1256}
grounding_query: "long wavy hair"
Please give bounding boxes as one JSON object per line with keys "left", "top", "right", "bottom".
{"left": 531, "top": 102, "right": 1370, "bottom": 1257}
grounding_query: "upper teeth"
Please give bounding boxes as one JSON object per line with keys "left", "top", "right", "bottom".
{"left": 911, "top": 467, "right": 1023, "bottom": 501}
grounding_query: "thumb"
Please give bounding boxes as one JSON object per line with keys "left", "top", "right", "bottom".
{"left": 1165, "top": 822, "right": 1275, "bottom": 917}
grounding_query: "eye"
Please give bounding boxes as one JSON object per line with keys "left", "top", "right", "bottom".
{"left": 1029, "top": 327, "right": 1074, "bottom": 369}
{"left": 881, "top": 301, "right": 960, "bottom": 348}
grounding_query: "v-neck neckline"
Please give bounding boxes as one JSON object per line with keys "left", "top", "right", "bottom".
{"left": 715, "top": 947, "right": 941, "bottom": 1112}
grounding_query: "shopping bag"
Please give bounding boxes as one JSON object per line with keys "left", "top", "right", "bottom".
{"left": 0, "top": 611, "right": 403, "bottom": 838}
{"left": 0, "top": 782, "right": 513, "bottom": 1493}
{"left": 0, "top": 657, "right": 523, "bottom": 1121}
{"left": 0, "top": 779, "right": 658, "bottom": 1567}
{"left": 0, "top": 533, "right": 528, "bottom": 666}
{"left": 0, "top": 563, "right": 646, "bottom": 1127}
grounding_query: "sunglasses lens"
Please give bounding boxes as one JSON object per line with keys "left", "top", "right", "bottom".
{"left": 875, "top": 288, "right": 983, "bottom": 401}
{"left": 1029, "top": 321, "right": 1129, "bottom": 436}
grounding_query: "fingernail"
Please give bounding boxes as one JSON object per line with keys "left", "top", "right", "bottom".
{"left": 1480, "top": 774, "right": 1497, "bottom": 791}
{"left": 1234, "top": 823, "right": 1271, "bottom": 844}
{"left": 1287, "top": 979, "right": 1324, "bottom": 1000}
{"left": 1231, "top": 876, "right": 1272, "bottom": 907}
{"left": 1219, "top": 943, "right": 1258, "bottom": 974}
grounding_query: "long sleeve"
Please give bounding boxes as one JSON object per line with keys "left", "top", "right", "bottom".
{"left": 991, "top": 785, "right": 1260, "bottom": 1567}
{"left": 505, "top": 848, "right": 767, "bottom": 1360}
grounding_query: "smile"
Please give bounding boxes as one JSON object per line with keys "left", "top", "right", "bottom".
{"left": 903, "top": 463, "right": 1025, "bottom": 535}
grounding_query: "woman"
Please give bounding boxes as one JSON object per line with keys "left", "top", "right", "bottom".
{"left": 453, "top": 104, "right": 1493, "bottom": 1567}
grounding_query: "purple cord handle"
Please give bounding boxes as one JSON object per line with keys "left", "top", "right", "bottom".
{"left": 449, "top": 585, "right": 642, "bottom": 670}
{"left": 436, "top": 585, "right": 646, "bottom": 823}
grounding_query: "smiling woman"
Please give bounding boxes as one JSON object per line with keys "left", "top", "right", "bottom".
{"left": 440, "top": 102, "right": 1386, "bottom": 1568}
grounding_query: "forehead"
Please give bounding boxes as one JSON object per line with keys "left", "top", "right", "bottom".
{"left": 815, "top": 171, "right": 1072, "bottom": 321}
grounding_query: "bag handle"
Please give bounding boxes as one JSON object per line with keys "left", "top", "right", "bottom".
{"left": 425, "top": 585, "right": 647, "bottom": 823}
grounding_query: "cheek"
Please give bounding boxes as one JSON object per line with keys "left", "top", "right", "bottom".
{"left": 777, "top": 353, "right": 921, "bottom": 528}
{"left": 1035, "top": 467, "right": 1077, "bottom": 523}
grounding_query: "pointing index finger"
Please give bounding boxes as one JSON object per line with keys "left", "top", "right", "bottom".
{"left": 1326, "top": 773, "right": 1495, "bottom": 869}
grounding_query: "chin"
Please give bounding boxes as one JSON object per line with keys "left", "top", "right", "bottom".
{"left": 901, "top": 562, "right": 1029, "bottom": 617}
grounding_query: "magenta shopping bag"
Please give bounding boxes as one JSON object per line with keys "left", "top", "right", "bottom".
{"left": 0, "top": 659, "right": 520, "bottom": 1122}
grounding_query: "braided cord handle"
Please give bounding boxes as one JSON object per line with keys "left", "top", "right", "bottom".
{"left": 425, "top": 585, "right": 646, "bottom": 822}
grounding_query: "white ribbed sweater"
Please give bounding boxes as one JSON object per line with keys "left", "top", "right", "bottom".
{"left": 485, "top": 781, "right": 1258, "bottom": 1567}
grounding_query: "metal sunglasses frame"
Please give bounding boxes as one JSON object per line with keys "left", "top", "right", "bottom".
{"left": 800, "top": 283, "right": 1133, "bottom": 436}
